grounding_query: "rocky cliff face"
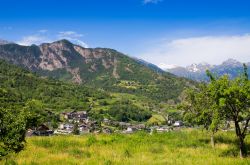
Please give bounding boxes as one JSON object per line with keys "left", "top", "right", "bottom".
{"left": 0, "top": 40, "right": 122, "bottom": 84}
{"left": 0, "top": 44, "right": 41, "bottom": 70}
{"left": 39, "top": 41, "right": 71, "bottom": 71}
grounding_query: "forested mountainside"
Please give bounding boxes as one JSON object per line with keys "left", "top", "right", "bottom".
{"left": 0, "top": 59, "right": 106, "bottom": 112}
{"left": 0, "top": 60, "right": 164, "bottom": 122}
{"left": 0, "top": 40, "right": 195, "bottom": 102}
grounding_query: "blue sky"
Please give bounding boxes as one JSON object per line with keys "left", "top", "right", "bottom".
{"left": 1, "top": 0, "right": 250, "bottom": 67}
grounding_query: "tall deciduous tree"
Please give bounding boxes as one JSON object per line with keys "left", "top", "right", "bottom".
{"left": 207, "top": 64, "right": 250, "bottom": 158}
{"left": 181, "top": 84, "right": 222, "bottom": 148}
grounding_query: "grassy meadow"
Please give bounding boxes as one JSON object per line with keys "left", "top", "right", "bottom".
{"left": 2, "top": 129, "right": 250, "bottom": 165}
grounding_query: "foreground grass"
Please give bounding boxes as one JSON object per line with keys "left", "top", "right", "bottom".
{"left": 3, "top": 129, "right": 250, "bottom": 165}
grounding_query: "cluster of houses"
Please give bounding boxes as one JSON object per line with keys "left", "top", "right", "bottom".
{"left": 26, "top": 124, "right": 54, "bottom": 136}
{"left": 26, "top": 111, "right": 92, "bottom": 136}
{"left": 26, "top": 110, "right": 185, "bottom": 136}
{"left": 54, "top": 111, "right": 101, "bottom": 135}
{"left": 101, "top": 118, "right": 184, "bottom": 134}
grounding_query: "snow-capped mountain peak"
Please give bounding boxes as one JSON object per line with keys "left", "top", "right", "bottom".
{"left": 186, "top": 62, "right": 213, "bottom": 73}
{"left": 221, "top": 58, "right": 241, "bottom": 67}
{"left": 166, "top": 59, "right": 249, "bottom": 82}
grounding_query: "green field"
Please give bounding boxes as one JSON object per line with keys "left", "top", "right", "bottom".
{"left": 3, "top": 129, "right": 250, "bottom": 165}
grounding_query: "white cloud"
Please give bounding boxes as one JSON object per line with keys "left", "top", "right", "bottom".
{"left": 16, "top": 30, "right": 88, "bottom": 48}
{"left": 58, "top": 31, "right": 83, "bottom": 38}
{"left": 140, "top": 34, "right": 250, "bottom": 67}
{"left": 17, "top": 30, "right": 51, "bottom": 45}
{"left": 62, "top": 38, "right": 89, "bottom": 48}
{"left": 143, "top": 0, "right": 162, "bottom": 4}
{"left": 58, "top": 31, "right": 88, "bottom": 48}
{"left": 158, "top": 63, "right": 179, "bottom": 70}
{"left": 17, "top": 35, "right": 52, "bottom": 46}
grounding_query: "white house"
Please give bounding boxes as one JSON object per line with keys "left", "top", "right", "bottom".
{"left": 173, "top": 121, "right": 183, "bottom": 127}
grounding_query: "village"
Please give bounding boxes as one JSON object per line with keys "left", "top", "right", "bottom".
{"left": 26, "top": 110, "right": 185, "bottom": 137}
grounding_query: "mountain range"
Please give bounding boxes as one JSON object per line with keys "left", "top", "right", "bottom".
{"left": 0, "top": 39, "right": 11, "bottom": 45}
{"left": 166, "top": 59, "right": 250, "bottom": 81}
{"left": 0, "top": 39, "right": 194, "bottom": 102}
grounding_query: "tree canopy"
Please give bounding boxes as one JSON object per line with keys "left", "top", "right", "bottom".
{"left": 181, "top": 64, "right": 250, "bottom": 157}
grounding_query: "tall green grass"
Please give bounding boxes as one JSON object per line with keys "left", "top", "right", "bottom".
{"left": 2, "top": 129, "right": 250, "bottom": 165}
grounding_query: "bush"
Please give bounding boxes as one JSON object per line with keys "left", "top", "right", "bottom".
{"left": 108, "top": 101, "right": 151, "bottom": 122}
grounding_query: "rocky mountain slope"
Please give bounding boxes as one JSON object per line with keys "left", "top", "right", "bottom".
{"left": 0, "top": 39, "right": 11, "bottom": 45}
{"left": 0, "top": 39, "right": 194, "bottom": 102}
{"left": 167, "top": 59, "right": 250, "bottom": 81}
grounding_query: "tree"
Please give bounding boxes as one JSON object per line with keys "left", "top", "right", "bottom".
{"left": 108, "top": 101, "right": 151, "bottom": 122}
{"left": 181, "top": 84, "right": 222, "bottom": 148}
{"left": 0, "top": 88, "right": 27, "bottom": 159}
{"left": 206, "top": 65, "right": 250, "bottom": 158}
{"left": 0, "top": 108, "right": 27, "bottom": 159}
{"left": 22, "top": 100, "right": 46, "bottom": 129}
{"left": 0, "top": 97, "right": 46, "bottom": 159}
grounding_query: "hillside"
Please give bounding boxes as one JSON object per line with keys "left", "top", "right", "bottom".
{"left": 167, "top": 59, "right": 250, "bottom": 82}
{"left": 0, "top": 40, "right": 194, "bottom": 102}
{"left": 0, "top": 60, "right": 174, "bottom": 123}
{"left": 0, "top": 59, "right": 108, "bottom": 112}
